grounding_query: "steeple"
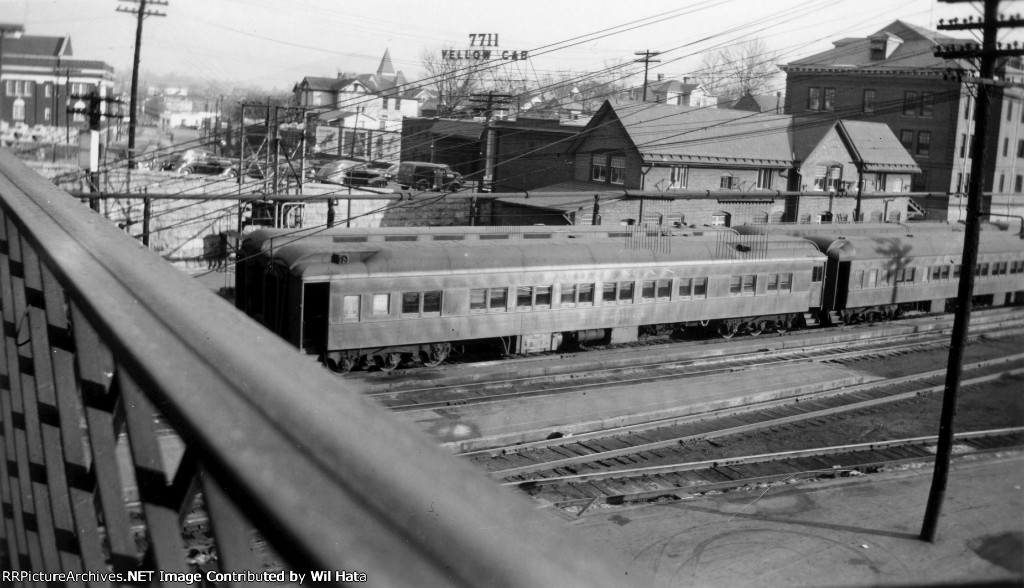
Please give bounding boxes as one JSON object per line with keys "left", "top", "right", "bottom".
{"left": 376, "top": 49, "right": 396, "bottom": 77}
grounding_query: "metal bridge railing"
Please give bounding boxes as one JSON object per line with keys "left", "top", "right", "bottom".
{"left": 0, "top": 150, "right": 634, "bottom": 587}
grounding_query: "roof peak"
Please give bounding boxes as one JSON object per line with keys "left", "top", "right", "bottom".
{"left": 377, "top": 49, "right": 395, "bottom": 76}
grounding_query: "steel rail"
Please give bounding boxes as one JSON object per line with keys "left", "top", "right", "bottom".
{"left": 505, "top": 426, "right": 1024, "bottom": 488}
{"left": 0, "top": 151, "right": 636, "bottom": 586}
{"left": 488, "top": 363, "right": 1024, "bottom": 479}
{"left": 382, "top": 318, "right": 1021, "bottom": 413}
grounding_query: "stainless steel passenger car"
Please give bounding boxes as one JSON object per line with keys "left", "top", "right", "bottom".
{"left": 239, "top": 229, "right": 827, "bottom": 372}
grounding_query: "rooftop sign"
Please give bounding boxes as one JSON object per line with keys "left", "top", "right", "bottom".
{"left": 441, "top": 34, "right": 528, "bottom": 61}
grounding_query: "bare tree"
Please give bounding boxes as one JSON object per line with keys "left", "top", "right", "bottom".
{"left": 420, "top": 46, "right": 486, "bottom": 117}
{"left": 697, "top": 39, "right": 781, "bottom": 104}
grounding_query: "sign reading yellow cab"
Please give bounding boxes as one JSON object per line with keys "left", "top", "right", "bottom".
{"left": 441, "top": 34, "right": 528, "bottom": 61}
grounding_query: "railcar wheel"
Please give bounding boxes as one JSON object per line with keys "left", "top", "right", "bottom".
{"left": 380, "top": 353, "right": 403, "bottom": 372}
{"left": 717, "top": 323, "right": 738, "bottom": 339}
{"left": 775, "top": 318, "right": 790, "bottom": 333}
{"left": 748, "top": 321, "right": 765, "bottom": 336}
{"left": 326, "top": 351, "right": 357, "bottom": 375}
{"left": 422, "top": 343, "right": 450, "bottom": 367}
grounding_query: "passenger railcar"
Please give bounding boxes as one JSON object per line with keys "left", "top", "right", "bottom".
{"left": 736, "top": 223, "right": 1024, "bottom": 323}
{"left": 241, "top": 232, "right": 827, "bottom": 372}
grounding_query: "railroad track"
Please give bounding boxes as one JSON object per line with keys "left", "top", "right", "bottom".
{"left": 368, "top": 314, "right": 1023, "bottom": 411}
{"left": 517, "top": 427, "right": 1024, "bottom": 517}
{"left": 469, "top": 358, "right": 1024, "bottom": 481}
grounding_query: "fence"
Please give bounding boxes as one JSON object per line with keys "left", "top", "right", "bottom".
{"left": 0, "top": 149, "right": 631, "bottom": 586}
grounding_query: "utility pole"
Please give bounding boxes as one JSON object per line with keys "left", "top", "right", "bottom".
{"left": 921, "top": 0, "right": 1024, "bottom": 543}
{"left": 634, "top": 50, "right": 662, "bottom": 102}
{"left": 469, "top": 92, "right": 512, "bottom": 191}
{"left": 117, "top": 0, "right": 166, "bottom": 246}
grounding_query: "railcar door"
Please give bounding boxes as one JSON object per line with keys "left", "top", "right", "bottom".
{"left": 809, "top": 262, "right": 826, "bottom": 309}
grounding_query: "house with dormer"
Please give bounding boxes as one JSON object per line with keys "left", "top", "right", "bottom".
{"left": 490, "top": 99, "right": 915, "bottom": 227}
{"left": 633, "top": 75, "right": 718, "bottom": 108}
{"left": 779, "top": 19, "right": 1024, "bottom": 200}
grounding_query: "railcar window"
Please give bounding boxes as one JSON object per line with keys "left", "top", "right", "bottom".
{"left": 518, "top": 286, "right": 533, "bottom": 309}
{"left": 881, "top": 270, "right": 892, "bottom": 287}
{"left": 535, "top": 286, "right": 552, "bottom": 308}
{"left": 342, "top": 295, "right": 360, "bottom": 322}
{"left": 422, "top": 291, "right": 442, "bottom": 314}
{"left": 742, "top": 275, "right": 756, "bottom": 295}
{"left": 812, "top": 266, "right": 825, "bottom": 282}
{"left": 780, "top": 273, "right": 792, "bottom": 292}
{"left": 602, "top": 283, "right": 617, "bottom": 304}
{"left": 561, "top": 284, "right": 577, "bottom": 306}
{"left": 693, "top": 277, "right": 707, "bottom": 298}
{"left": 767, "top": 274, "right": 779, "bottom": 293}
{"left": 851, "top": 270, "right": 864, "bottom": 290}
{"left": 867, "top": 270, "right": 878, "bottom": 288}
{"left": 679, "top": 278, "right": 692, "bottom": 298}
{"left": 995, "top": 262, "right": 1008, "bottom": 275}
{"left": 1011, "top": 261, "right": 1023, "bottom": 274}
{"left": 618, "top": 282, "right": 635, "bottom": 303}
{"left": 729, "top": 276, "right": 741, "bottom": 295}
{"left": 975, "top": 263, "right": 990, "bottom": 277}
{"left": 657, "top": 279, "right": 671, "bottom": 299}
{"left": 954, "top": 265, "right": 962, "bottom": 279}
{"left": 402, "top": 292, "right": 420, "bottom": 314}
{"left": 471, "top": 289, "right": 487, "bottom": 311}
{"left": 490, "top": 288, "right": 507, "bottom": 310}
{"left": 479, "top": 234, "right": 509, "bottom": 240}
{"left": 641, "top": 279, "right": 671, "bottom": 301}
{"left": 384, "top": 235, "right": 417, "bottom": 242}
{"left": 372, "top": 294, "right": 390, "bottom": 315}
{"left": 578, "top": 284, "right": 594, "bottom": 305}
{"left": 895, "top": 268, "right": 914, "bottom": 284}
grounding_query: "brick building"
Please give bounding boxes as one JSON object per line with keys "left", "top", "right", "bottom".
{"left": 0, "top": 31, "right": 114, "bottom": 142}
{"left": 780, "top": 19, "right": 1024, "bottom": 200}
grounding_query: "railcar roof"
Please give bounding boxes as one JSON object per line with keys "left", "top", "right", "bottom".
{"left": 275, "top": 234, "right": 826, "bottom": 280}
{"left": 818, "top": 231, "right": 1023, "bottom": 261}
{"left": 733, "top": 222, "right": 963, "bottom": 238}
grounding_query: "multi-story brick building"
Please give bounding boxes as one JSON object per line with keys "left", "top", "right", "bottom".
{"left": 779, "top": 19, "right": 1024, "bottom": 202}
{"left": 0, "top": 31, "right": 114, "bottom": 142}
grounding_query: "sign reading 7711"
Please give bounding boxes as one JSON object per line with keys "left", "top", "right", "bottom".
{"left": 441, "top": 33, "right": 529, "bottom": 61}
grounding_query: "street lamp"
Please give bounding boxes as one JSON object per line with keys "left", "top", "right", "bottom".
{"left": 0, "top": 23, "right": 25, "bottom": 130}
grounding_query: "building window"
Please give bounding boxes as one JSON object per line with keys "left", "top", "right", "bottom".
{"left": 823, "top": 87, "right": 835, "bottom": 111}
{"left": 719, "top": 176, "right": 736, "bottom": 189}
{"left": 916, "top": 131, "right": 930, "bottom": 156}
{"left": 1016, "top": 175, "right": 1023, "bottom": 193}
{"left": 5, "top": 80, "right": 33, "bottom": 97}
{"left": 863, "top": 89, "right": 875, "bottom": 113}
{"left": 711, "top": 212, "right": 731, "bottom": 226}
{"left": 73, "top": 100, "right": 86, "bottom": 122}
{"left": 395, "top": 98, "right": 402, "bottom": 109}
{"left": 808, "top": 87, "right": 820, "bottom": 111}
{"left": 999, "top": 174, "right": 1005, "bottom": 192}
{"left": 591, "top": 154, "right": 607, "bottom": 182}
{"left": 669, "top": 165, "right": 687, "bottom": 189}
{"left": 1018, "top": 140, "right": 1024, "bottom": 158}
{"left": 1008, "top": 101, "right": 1013, "bottom": 121}
{"left": 1005, "top": 137, "right": 1010, "bottom": 157}
{"left": 960, "top": 134, "right": 967, "bottom": 158}
{"left": 382, "top": 97, "right": 389, "bottom": 110}
{"left": 43, "top": 107, "right": 51, "bottom": 121}
{"left": 44, "top": 84, "right": 53, "bottom": 98}
{"left": 900, "top": 130, "right": 914, "bottom": 150}
{"left": 903, "top": 91, "right": 918, "bottom": 116}
{"left": 921, "top": 92, "right": 933, "bottom": 117}
{"left": 756, "top": 169, "right": 773, "bottom": 189}
{"left": 609, "top": 156, "right": 625, "bottom": 185}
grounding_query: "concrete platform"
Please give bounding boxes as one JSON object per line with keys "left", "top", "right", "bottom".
{"left": 569, "top": 454, "right": 1024, "bottom": 587}
{"left": 401, "top": 361, "right": 879, "bottom": 451}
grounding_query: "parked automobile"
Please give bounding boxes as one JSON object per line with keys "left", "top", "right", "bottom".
{"left": 395, "top": 161, "right": 463, "bottom": 191}
{"left": 344, "top": 161, "right": 395, "bottom": 187}
{"left": 162, "top": 149, "right": 237, "bottom": 177}
{"left": 313, "top": 159, "right": 363, "bottom": 185}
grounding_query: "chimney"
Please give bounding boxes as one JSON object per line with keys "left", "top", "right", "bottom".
{"left": 657, "top": 74, "right": 664, "bottom": 81}
{"left": 776, "top": 92, "right": 782, "bottom": 114}
{"left": 683, "top": 77, "right": 689, "bottom": 84}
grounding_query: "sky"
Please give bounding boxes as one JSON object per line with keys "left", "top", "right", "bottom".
{"left": 1, "top": 0, "right": 1020, "bottom": 92}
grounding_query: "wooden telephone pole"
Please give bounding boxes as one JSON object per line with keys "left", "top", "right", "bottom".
{"left": 634, "top": 50, "right": 662, "bottom": 102}
{"left": 921, "top": 0, "right": 1024, "bottom": 542}
{"left": 117, "top": 0, "right": 166, "bottom": 246}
